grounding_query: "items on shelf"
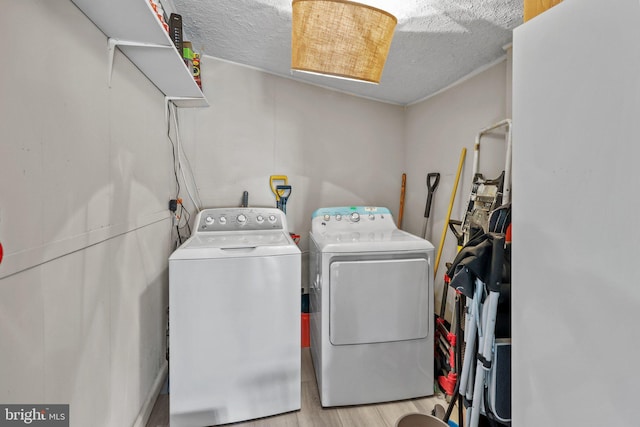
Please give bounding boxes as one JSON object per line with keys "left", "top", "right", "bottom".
{"left": 183, "top": 41, "right": 194, "bottom": 71}
{"left": 183, "top": 42, "right": 202, "bottom": 90}
{"left": 149, "top": 0, "right": 169, "bottom": 32}
{"left": 193, "top": 53, "right": 202, "bottom": 90}
{"left": 151, "top": 2, "right": 204, "bottom": 93}
{"left": 72, "top": 0, "right": 207, "bottom": 105}
{"left": 169, "top": 13, "right": 183, "bottom": 53}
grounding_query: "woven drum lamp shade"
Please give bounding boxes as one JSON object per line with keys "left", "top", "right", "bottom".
{"left": 291, "top": 0, "right": 397, "bottom": 84}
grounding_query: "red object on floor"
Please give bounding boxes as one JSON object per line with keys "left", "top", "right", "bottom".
{"left": 438, "top": 372, "right": 457, "bottom": 396}
{"left": 0, "top": 242, "right": 3, "bottom": 265}
{"left": 301, "top": 313, "right": 310, "bottom": 348}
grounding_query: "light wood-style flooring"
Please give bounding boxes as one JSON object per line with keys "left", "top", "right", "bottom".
{"left": 146, "top": 348, "right": 455, "bottom": 427}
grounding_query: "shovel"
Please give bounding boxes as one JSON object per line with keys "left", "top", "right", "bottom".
{"left": 421, "top": 173, "right": 440, "bottom": 240}
{"left": 276, "top": 185, "right": 292, "bottom": 213}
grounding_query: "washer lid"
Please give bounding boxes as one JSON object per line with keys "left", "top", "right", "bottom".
{"left": 312, "top": 229, "right": 434, "bottom": 253}
{"left": 186, "top": 231, "right": 292, "bottom": 248}
{"left": 170, "top": 231, "right": 300, "bottom": 260}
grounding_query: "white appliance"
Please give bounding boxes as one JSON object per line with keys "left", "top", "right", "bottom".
{"left": 309, "top": 206, "right": 435, "bottom": 407}
{"left": 513, "top": 1, "right": 640, "bottom": 426}
{"left": 169, "top": 207, "right": 301, "bottom": 427}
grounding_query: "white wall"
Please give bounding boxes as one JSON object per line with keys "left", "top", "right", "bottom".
{"left": 513, "top": 1, "right": 640, "bottom": 425}
{"left": 0, "top": 1, "right": 173, "bottom": 425}
{"left": 404, "top": 62, "right": 509, "bottom": 318}
{"left": 175, "top": 58, "right": 507, "bottom": 295}
{"left": 176, "top": 57, "right": 406, "bottom": 287}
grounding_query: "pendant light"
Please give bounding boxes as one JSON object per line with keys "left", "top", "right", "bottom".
{"left": 291, "top": 0, "right": 397, "bottom": 84}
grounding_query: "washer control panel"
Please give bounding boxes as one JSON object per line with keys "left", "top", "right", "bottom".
{"left": 311, "top": 206, "right": 396, "bottom": 233}
{"left": 196, "top": 207, "right": 286, "bottom": 232}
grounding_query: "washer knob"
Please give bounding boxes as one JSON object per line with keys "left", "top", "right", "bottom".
{"left": 256, "top": 215, "right": 264, "bottom": 223}
{"left": 350, "top": 212, "right": 360, "bottom": 222}
{"left": 268, "top": 214, "right": 277, "bottom": 223}
{"left": 237, "top": 214, "right": 247, "bottom": 224}
{"left": 323, "top": 214, "right": 331, "bottom": 221}
{"left": 205, "top": 216, "right": 214, "bottom": 225}
{"left": 369, "top": 214, "right": 375, "bottom": 220}
{"left": 219, "top": 216, "right": 227, "bottom": 225}
{"left": 336, "top": 214, "right": 342, "bottom": 221}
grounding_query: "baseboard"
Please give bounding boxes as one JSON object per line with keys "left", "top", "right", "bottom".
{"left": 132, "top": 360, "right": 169, "bottom": 427}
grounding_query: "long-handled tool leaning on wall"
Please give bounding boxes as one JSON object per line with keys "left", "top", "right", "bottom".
{"left": 398, "top": 173, "right": 407, "bottom": 229}
{"left": 434, "top": 148, "right": 466, "bottom": 279}
{"left": 421, "top": 173, "right": 440, "bottom": 240}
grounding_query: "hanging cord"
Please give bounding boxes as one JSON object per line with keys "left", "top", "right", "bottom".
{"left": 166, "top": 102, "right": 185, "bottom": 249}
{"left": 178, "top": 202, "right": 192, "bottom": 236}
{"left": 166, "top": 102, "right": 202, "bottom": 248}
{"left": 166, "top": 102, "right": 180, "bottom": 199}
{"left": 175, "top": 202, "right": 183, "bottom": 246}
{"left": 169, "top": 102, "right": 203, "bottom": 211}
{"left": 170, "top": 199, "right": 193, "bottom": 246}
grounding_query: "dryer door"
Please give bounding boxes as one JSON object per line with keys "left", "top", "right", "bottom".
{"left": 329, "top": 257, "right": 430, "bottom": 345}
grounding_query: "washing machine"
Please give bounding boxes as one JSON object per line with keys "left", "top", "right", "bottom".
{"left": 309, "top": 206, "right": 435, "bottom": 407}
{"left": 169, "top": 207, "right": 301, "bottom": 427}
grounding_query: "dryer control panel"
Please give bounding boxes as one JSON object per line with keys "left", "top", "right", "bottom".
{"left": 311, "top": 206, "right": 396, "bottom": 233}
{"left": 196, "top": 208, "right": 287, "bottom": 232}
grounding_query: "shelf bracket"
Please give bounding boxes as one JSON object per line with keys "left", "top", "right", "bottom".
{"left": 165, "top": 96, "right": 208, "bottom": 115}
{"left": 165, "top": 96, "right": 174, "bottom": 124}
{"left": 107, "top": 38, "right": 173, "bottom": 87}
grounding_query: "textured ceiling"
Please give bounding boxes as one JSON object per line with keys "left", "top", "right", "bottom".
{"left": 172, "top": 0, "right": 523, "bottom": 105}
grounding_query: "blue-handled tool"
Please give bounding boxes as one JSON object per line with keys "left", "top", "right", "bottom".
{"left": 276, "top": 185, "right": 292, "bottom": 213}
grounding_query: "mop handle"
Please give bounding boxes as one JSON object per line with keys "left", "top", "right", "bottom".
{"left": 434, "top": 148, "right": 466, "bottom": 278}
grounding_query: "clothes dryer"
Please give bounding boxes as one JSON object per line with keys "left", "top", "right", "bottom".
{"left": 169, "top": 207, "right": 301, "bottom": 426}
{"left": 309, "top": 206, "right": 434, "bottom": 407}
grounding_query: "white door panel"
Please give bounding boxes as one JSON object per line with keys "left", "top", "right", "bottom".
{"left": 329, "top": 258, "right": 429, "bottom": 345}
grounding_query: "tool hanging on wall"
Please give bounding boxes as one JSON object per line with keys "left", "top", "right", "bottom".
{"left": 398, "top": 173, "right": 407, "bottom": 229}
{"left": 421, "top": 173, "right": 440, "bottom": 240}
